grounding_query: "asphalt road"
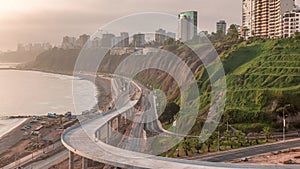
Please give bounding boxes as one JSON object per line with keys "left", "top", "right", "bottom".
{"left": 24, "top": 150, "right": 68, "bottom": 169}
{"left": 3, "top": 141, "right": 62, "bottom": 169}
{"left": 199, "top": 138, "right": 300, "bottom": 162}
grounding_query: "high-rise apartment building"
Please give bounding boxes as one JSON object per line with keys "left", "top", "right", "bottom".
{"left": 283, "top": 9, "right": 300, "bottom": 37}
{"left": 101, "top": 34, "right": 115, "bottom": 48}
{"left": 120, "top": 32, "right": 129, "bottom": 47}
{"left": 155, "top": 28, "right": 167, "bottom": 45}
{"left": 242, "top": 0, "right": 295, "bottom": 39}
{"left": 133, "top": 33, "right": 145, "bottom": 48}
{"left": 216, "top": 20, "right": 227, "bottom": 35}
{"left": 242, "top": 0, "right": 255, "bottom": 38}
{"left": 111, "top": 32, "right": 130, "bottom": 48}
{"left": 112, "top": 37, "right": 122, "bottom": 48}
{"left": 178, "top": 11, "right": 198, "bottom": 41}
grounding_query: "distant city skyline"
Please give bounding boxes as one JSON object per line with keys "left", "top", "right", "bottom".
{"left": 0, "top": 0, "right": 299, "bottom": 51}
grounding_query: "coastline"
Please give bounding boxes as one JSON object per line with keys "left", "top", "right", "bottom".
{"left": 3, "top": 67, "right": 112, "bottom": 114}
{"left": 16, "top": 67, "right": 113, "bottom": 113}
{"left": 0, "top": 67, "right": 113, "bottom": 166}
{"left": 0, "top": 67, "right": 112, "bottom": 118}
{"left": 0, "top": 118, "right": 28, "bottom": 139}
{"left": 0, "top": 67, "right": 111, "bottom": 137}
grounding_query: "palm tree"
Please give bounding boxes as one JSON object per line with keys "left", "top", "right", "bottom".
{"left": 192, "top": 138, "right": 202, "bottom": 154}
{"left": 205, "top": 132, "right": 218, "bottom": 152}
{"left": 224, "top": 130, "right": 232, "bottom": 148}
{"left": 235, "top": 130, "right": 245, "bottom": 147}
{"left": 205, "top": 137, "right": 213, "bottom": 152}
{"left": 253, "top": 133, "right": 259, "bottom": 144}
{"left": 224, "top": 130, "right": 231, "bottom": 141}
{"left": 182, "top": 137, "right": 191, "bottom": 156}
{"left": 225, "top": 24, "right": 239, "bottom": 42}
{"left": 262, "top": 127, "right": 271, "bottom": 142}
{"left": 229, "top": 137, "right": 235, "bottom": 149}
{"left": 195, "top": 142, "right": 202, "bottom": 154}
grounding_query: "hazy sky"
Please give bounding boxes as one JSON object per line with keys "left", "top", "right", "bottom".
{"left": 0, "top": 0, "right": 299, "bottom": 51}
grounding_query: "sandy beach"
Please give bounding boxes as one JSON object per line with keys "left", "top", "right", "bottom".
{"left": 0, "top": 118, "right": 28, "bottom": 139}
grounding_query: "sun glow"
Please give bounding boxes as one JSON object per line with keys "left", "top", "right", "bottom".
{"left": 0, "top": 1, "right": 29, "bottom": 12}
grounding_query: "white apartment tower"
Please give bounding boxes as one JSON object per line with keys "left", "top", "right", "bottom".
{"left": 283, "top": 9, "right": 300, "bottom": 37}
{"left": 178, "top": 11, "right": 198, "bottom": 42}
{"left": 242, "top": 0, "right": 295, "bottom": 39}
{"left": 242, "top": 0, "right": 255, "bottom": 38}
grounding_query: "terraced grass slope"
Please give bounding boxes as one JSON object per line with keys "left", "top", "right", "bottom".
{"left": 197, "top": 38, "right": 300, "bottom": 129}
{"left": 134, "top": 39, "right": 300, "bottom": 132}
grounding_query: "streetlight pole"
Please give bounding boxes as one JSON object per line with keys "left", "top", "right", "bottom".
{"left": 283, "top": 108, "right": 285, "bottom": 142}
{"left": 217, "top": 129, "right": 220, "bottom": 152}
{"left": 283, "top": 104, "right": 290, "bottom": 142}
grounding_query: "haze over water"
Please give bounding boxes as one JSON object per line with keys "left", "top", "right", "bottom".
{"left": 0, "top": 69, "right": 97, "bottom": 117}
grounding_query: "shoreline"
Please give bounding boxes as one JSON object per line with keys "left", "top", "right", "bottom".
{"left": 0, "top": 67, "right": 112, "bottom": 121}
{"left": 18, "top": 68, "right": 113, "bottom": 113}
{"left": 0, "top": 67, "right": 113, "bottom": 166}
{"left": 1, "top": 68, "right": 112, "bottom": 116}
{"left": 0, "top": 118, "right": 28, "bottom": 139}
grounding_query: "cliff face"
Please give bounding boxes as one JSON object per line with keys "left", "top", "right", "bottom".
{"left": 24, "top": 38, "right": 300, "bottom": 130}
{"left": 0, "top": 50, "right": 43, "bottom": 63}
{"left": 24, "top": 48, "right": 80, "bottom": 72}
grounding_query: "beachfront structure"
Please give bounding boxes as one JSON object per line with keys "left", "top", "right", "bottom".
{"left": 242, "top": 0, "right": 295, "bottom": 39}
{"left": 178, "top": 11, "right": 198, "bottom": 41}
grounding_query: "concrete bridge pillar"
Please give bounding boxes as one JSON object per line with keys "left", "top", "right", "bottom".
{"left": 82, "top": 157, "right": 88, "bottom": 169}
{"left": 123, "top": 113, "right": 127, "bottom": 125}
{"left": 117, "top": 115, "right": 121, "bottom": 131}
{"left": 128, "top": 109, "right": 132, "bottom": 119}
{"left": 98, "top": 130, "right": 101, "bottom": 140}
{"left": 106, "top": 121, "right": 112, "bottom": 143}
{"left": 108, "top": 121, "right": 112, "bottom": 138}
{"left": 69, "top": 151, "right": 74, "bottom": 169}
{"left": 113, "top": 118, "right": 118, "bottom": 131}
{"left": 95, "top": 129, "right": 101, "bottom": 141}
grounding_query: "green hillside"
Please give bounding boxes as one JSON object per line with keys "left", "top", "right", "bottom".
{"left": 134, "top": 38, "right": 300, "bottom": 133}
{"left": 24, "top": 38, "right": 300, "bottom": 132}
{"left": 194, "top": 38, "right": 300, "bottom": 132}
{"left": 134, "top": 38, "right": 300, "bottom": 157}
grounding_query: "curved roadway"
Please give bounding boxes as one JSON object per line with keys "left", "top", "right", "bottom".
{"left": 62, "top": 76, "right": 300, "bottom": 169}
